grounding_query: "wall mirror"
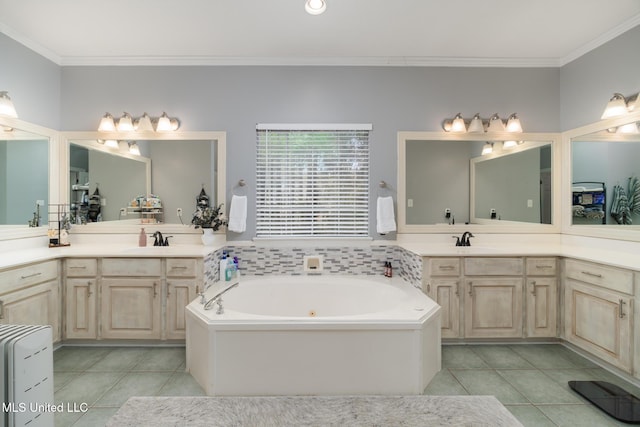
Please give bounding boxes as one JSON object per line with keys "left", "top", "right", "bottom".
{"left": 564, "top": 111, "right": 640, "bottom": 240}
{"left": 398, "top": 131, "right": 560, "bottom": 233}
{"left": 62, "top": 131, "right": 226, "bottom": 232}
{"left": 0, "top": 116, "right": 58, "bottom": 240}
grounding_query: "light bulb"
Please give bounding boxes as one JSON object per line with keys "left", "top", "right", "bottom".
{"left": 305, "top": 0, "right": 326, "bottom": 15}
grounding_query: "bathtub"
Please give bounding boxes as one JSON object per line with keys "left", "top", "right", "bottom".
{"left": 185, "top": 275, "right": 441, "bottom": 396}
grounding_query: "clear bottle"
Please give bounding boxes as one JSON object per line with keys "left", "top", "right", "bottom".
{"left": 219, "top": 251, "right": 228, "bottom": 281}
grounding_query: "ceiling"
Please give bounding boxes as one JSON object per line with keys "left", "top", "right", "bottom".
{"left": 1, "top": 0, "right": 640, "bottom": 67}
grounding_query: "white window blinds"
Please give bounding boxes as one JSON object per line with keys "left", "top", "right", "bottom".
{"left": 256, "top": 124, "right": 371, "bottom": 238}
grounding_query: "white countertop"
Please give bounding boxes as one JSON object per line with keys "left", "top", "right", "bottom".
{"left": 0, "top": 234, "right": 638, "bottom": 272}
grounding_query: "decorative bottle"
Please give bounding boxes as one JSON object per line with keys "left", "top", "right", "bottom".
{"left": 139, "top": 227, "right": 147, "bottom": 247}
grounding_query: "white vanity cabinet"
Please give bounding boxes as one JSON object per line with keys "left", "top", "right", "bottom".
{"left": 525, "top": 257, "right": 557, "bottom": 338}
{"left": 0, "top": 260, "right": 61, "bottom": 342}
{"left": 564, "top": 259, "right": 634, "bottom": 373}
{"left": 165, "top": 258, "right": 202, "bottom": 340}
{"left": 64, "top": 258, "right": 98, "bottom": 339}
{"left": 463, "top": 257, "right": 524, "bottom": 338}
{"left": 100, "top": 258, "right": 162, "bottom": 340}
{"left": 423, "top": 258, "right": 461, "bottom": 338}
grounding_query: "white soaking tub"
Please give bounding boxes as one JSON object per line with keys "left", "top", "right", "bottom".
{"left": 185, "top": 275, "right": 441, "bottom": 396}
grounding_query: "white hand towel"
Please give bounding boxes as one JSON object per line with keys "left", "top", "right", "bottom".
{"left": 228, "top": 195, "right": 247, "bottom": 233}
{"left": 377, "top": 196, "right": 396, "bottom": 234}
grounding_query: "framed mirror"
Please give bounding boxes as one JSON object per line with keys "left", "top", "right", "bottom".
{"left": 398, "top": 131, "right": 560, "bottom": 233}
{"left": 62, "top": 131, "right": 226, "bottom": 233}
{"left": 563, "top": 111, "right": 640, "bottom": 241}
{"left": 0, "top": 116, "right": 58, "bottom": 240}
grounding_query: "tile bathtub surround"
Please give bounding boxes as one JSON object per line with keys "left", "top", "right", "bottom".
{"left": 204, "top": 245, "right": 423, "bottom": 287}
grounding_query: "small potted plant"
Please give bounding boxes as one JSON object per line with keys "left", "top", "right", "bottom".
{"left": 192, "top": 203, "right": 227, "bottom": 245}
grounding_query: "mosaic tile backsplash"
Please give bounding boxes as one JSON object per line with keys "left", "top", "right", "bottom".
{"left": 204, "top": 245, "right": 422, "bottom": 289}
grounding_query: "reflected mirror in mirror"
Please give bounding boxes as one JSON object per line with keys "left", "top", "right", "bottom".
{"left": 571, "top": 126, "right": 640, "bottom": 226}
{"left": 0, "top": 128, "right": 49, "bottom": 225}
{"left": 472, "top": 143, "right": 552, "bottom": 224}
{"left": 69, "top": 140, "right": 217, "bottom": 224}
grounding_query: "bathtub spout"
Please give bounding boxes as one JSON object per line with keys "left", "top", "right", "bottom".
{"left": 204, "top": 281, "right": 239, "bottom": 312}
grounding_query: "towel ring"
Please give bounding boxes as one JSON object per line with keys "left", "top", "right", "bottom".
{"left": 377, "top": 180, "right": 394, "bottom": 197}
{"left": 233, "top": 179, "right": 248, "bottom": 196}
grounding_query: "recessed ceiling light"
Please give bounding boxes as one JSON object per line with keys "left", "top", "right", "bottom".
{"left": 305, "top": 0, "right": 326, "bottom": 15}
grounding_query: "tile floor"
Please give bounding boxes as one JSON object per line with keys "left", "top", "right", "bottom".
{"left": 53, "top": 344, "right": 638, "bottom": 426}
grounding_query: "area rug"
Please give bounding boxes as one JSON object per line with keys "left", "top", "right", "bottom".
{"left": 106, "top": 395, "right": 522, "bottom": 426}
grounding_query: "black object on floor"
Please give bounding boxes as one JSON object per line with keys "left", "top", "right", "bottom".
{"left": 569, "top": 380, "right": 640, "bottom": 424}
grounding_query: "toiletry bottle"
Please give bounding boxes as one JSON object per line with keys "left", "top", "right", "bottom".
{"left": 388, "top": 262, "right": 393, "bottom": 278}
{"left": 233, "top": 256, "right": 240, "bottom": 279}
{"left": 384, "top": 261, "right": 390, "bottom": 277}
{"left": 139, "top": 227, "right": 147, "bottom": 247}
{"left": 219, "top": 251, "right": 228, "bottom": 280}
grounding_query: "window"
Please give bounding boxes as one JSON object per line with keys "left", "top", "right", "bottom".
{"left": 256, "top": 124, "right": 371, "bottom": 238}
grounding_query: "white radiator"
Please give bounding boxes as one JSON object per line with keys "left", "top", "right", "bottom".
{"left": 0, "top": 325, "right": 54, "bottom": 427}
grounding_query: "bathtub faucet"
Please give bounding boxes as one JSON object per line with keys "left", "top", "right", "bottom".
{"left": 204, "top": 281, "right": 240, "bottom": 314}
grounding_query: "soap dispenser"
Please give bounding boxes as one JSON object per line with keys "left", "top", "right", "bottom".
{"left": 139, "top": 227, "right": 147, "bottom": 247}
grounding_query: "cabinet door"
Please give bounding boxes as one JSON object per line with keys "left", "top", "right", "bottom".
{"left": 564, "top": 279, "right": 633, "bottom": 372}
{"left": 166, "top": 279, "right": 198, "bottom": 340}
{"left": 464, "top": 278, "right": 523, "bottom": 338}
{"left": 101, "top": 278, "right": 161, "bottom": 339}
{"left": 428, "top": 279, "right": 460, "bottom": 338}
{"left": 525, "top": 278, "right": 557, "bottom": 338}
{"left": 65, "top": 278, "right": 97, "bottom": 339}
{"left": 0, "top": 280, "right": 60, "bottom": 342}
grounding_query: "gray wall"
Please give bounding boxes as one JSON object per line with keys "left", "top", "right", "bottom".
{"left": 0, "top": 33, "right": 61, "bottom": 129}
{"left": 560, "top": 25, "right": 640, "bottom": 130}
{"left": 59, "top": 66, "right": 560, "bottom": 239}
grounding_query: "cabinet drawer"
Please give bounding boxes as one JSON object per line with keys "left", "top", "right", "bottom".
{"left": 526, "top": 258, "right": 557, "bottom": 276}
{"left": 464, "top": 257, "right": 523, "bottom": 276}
{"left": 0, "top": 260, "right": 58, "bottom": 294}
{"left": 166, "top": 258, "right": 198, "bottom": 278}
{"left": 429, "top": 258, "right": 460, "bottom": 276}
{"left": 565, "top": 259, "right": 633, "bottom": 295}
{"left": 66, "top": 258, "right": 98, "bottom": 277}
{"left": 102, "top": 258, "right": 162, "bottom": 277}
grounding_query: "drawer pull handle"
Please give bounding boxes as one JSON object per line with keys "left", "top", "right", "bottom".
{"left": 438, "top": 265, "right": 455, "bottom": 270}
{"left": 153, "top": 283, "right": 158, "bottom": 298}
{"left": 20, "top": 272, "right": 42, "bottom": 279}
{"left": 581, "top": 271, "right": 603, "bottom": 278}
{"left": 455, "top": 281, "right": 460, "bottom": 296}
{"left": 171, "top": 266, "right": 188, "bottom": 270}
{"left": 426, "top": 283, "right": 431, "bottom": 293}
{"left": 167, "top": 283, "right": 171, "bottom": 297}
{"left": 531, "top": 281, "right": 537, "bottom": 296}
{"left": 0, "top": 299, "right": 4, "bottom": 319}
{"left": 468, "top": 282, "right": 473, "bottom": 296}
{"left": 619, "top": 299, "right": 626, "bottom": 319}
{"left": 70, "top": 266, "right": 87, "bottom": 269}
{"left": 535, "top": 265, "right": 553, "bottom": 269}
{"left": 87, "top": 281, "right": 92, "bottom": 297}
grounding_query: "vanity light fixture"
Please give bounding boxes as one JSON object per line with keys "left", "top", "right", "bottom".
{"left": 616, "top": 121, "right": 640, "bottom": 134}
{"left": 97, "top": 112, "right": 180, "bottom": 133}
{"left": 305, "top": 0, "right": 327, "bottom": 15}
{"left": 98, "top": 113, "right": 116, "bottom": 132}
{"left": 116, "top": 112, "right": 134, "bottom": 132}
{"left": 128, "top": 141, "right": 141, "bottom": 155}
{"left": 505, "top": 113, "right": 523, "bottom": 133}
{"left": 450, "top": 113, "right": 466, "bottom": 133}
{"left": 443, "top": 112, "right": 523, "bottom": 133}
{"left": 481, "top": 142, "right": 494, "bottom": 155}
{"left": 601, "top": 93, "right": 630, "bottom": 119}
{"left": 487, "top": 113, "right": 506, "bottom": 132}
{"left": 104, "top": 139, "right": 119, "bottom": 149}
{"left": 0, "top": 91, "right": 18, "bottom": 118}
{"left": 467, "top": 114, "right": 485, "bottom": 133}
{"left": 133, "top": 113, "right": 154, "bottom": 131}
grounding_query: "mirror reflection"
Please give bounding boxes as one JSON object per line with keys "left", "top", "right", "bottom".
{"left": 571, "top": 126, "right": 640, "bottom": 226}
{"left": 0, "top": 129, "right": 49, "bottom": 225}
{"left": 472, "top": 143, "right": 552, "bottom": 224}
{"left": 404, "top": 139, "right": 553, "bottom": 226}
{"left": 68, "top": 139, "right": 217, "bottom": 224}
